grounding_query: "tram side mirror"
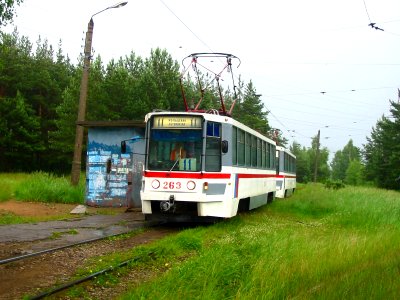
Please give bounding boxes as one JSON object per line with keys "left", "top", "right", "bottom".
{"left": 121, "top": 141, "right": 127, "bottom": 154}
{"left": 221, "top": 140, "right": 228, "bottom": 153}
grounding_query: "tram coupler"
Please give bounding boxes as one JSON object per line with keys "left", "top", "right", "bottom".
{"left": 160, "top": 195, "right": 175, "bottom": 212}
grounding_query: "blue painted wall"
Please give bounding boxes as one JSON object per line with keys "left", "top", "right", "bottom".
{"left": 85, "top": 127, "right": 145, "bottom": 208}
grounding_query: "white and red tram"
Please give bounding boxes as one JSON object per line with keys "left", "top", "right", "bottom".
{"left": 140, "top": 111, "right": 277, "bottom": 220}
{"left": 275, "top": 146, "right": 296, "bottom": 198}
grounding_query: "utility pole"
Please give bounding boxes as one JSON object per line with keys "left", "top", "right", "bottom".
{"left": 70, "top": 18, "right": 93, "bottom": 186}
{"left": 313, "top": 129, "right": 320, "bottom": 183}
{"left": 70, "top": 2, "right": 128, "bottom": 186}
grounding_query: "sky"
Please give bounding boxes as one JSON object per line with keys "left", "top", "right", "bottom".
{"left": 4, "top": 0, "right": 400, "bottom": 158}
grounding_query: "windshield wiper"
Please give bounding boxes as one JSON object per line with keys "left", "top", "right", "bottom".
{"left": 169, "top": 154, "right": 181, "bottom": 173}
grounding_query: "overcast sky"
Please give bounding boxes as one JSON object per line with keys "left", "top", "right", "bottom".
{"left": 4, "top": 0, "right": 400, "bottom": 157}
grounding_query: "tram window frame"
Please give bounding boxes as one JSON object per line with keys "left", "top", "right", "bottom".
{"left": 251, "top": 135, "right": 257, "bottom": 167}
{"left": 245, "top": 132, "right": 251, "bottom": 166}
{"left": 237, "top": 129, "right": 245, "bottom": 166}
{"left": 147, "top": 116, "right": 203, "bottom": 172}
{"left": 257, "top": 138, "right": 262, "bottom": 168}
{"left": 262, "top": 141, "right": 266, "bottom": 168}
{"left": 205, "top": 122, "right": 222, "bottom": 172}
{"left": 272, "top": 145, "right": 277, "bottom": 169}
{"left": 232, "top": 127, "right": 237, "bottom": 165}
{"left": 284, "top": 153, "right": 288, "bottom": 171}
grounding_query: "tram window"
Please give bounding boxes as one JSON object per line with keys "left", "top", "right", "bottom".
{"left": 284, "top": 153, "right": 288, "bottom": 171}
{"left": 207, "top": 122, "right": 220, "bottom": 137}
{"left": 262, "top": 141, "right": 266, "bottom": 169}
{"left": 205, "top": 137, "right": 221, "bottom": 171}
{"left": 251, "top": 135, "right": 257, "bottom": 167}
{"left": 205, "top": 122, "right": 221, "bottom": 172}
{"left": 271, "top": 145, "right": 276, "bottom": 169}
{"left": 238, "top": 129, "right": 245, "bottom": 165}
{"left": 245, "top": 133, "right": 251, "bottom": 166}
{"left": 232, "top": 127, "right": 237, "bottom": 165}
{"left": 148, "top": 129, "right": 202, "bottom": 171}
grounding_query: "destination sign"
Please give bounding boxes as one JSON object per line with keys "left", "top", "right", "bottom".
{"left": 153, "top": 116, "right": 202, "bottom": 129}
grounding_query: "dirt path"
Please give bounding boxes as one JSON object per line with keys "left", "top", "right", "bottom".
{"left": 0, "top": 201, "right": 179, "bottom": 299}
{"left": 0, "top": 200, "right": 77, "bottom": 217}
{"left": 0, "top": 200, "right": 127, "bottom": 218}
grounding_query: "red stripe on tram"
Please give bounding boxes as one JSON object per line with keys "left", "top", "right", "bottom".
{"left": 144, "top": 171, "right": 231, "bottom": 179}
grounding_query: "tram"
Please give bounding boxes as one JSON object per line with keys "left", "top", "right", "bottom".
{"left": 137, "top": 53, "right": 295, "bottom": 221}
{"left": 275, "top": 146, "right": 296, "bottom": 198}
{"left": 141, "top": 110, "right": 277, "bottom": 220}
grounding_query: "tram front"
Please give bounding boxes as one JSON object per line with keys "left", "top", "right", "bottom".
{"left": 141, "top": 112, "right": 231, "bottom": 220}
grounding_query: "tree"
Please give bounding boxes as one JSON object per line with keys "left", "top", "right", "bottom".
{"left": 0, "top": 0, "right": 23, "bottom": 27}
{"left": 331, "top": 139, "right": 361, "bottom": 181}
{"left": 235, "top": 80, "right": 270, "bottom": 135}
{"left": 138, "top": 48, "right": 181, "bottom": 114}
{"left": 0, "top": 30, "right": 33, "bottom": 98}
{"left": 309, "top": 134, "right": 330, "bottom": 182}
{"left": 290, "top": 141, "right": 312, "bottom": 183}
{"left": 1, "top": 30, "right": 74, "bottom": 171}
{"left": 364, "top": 100, "right": 400, "bottom": 190}
{"left": 0, "top": 92, "right": 42, "bottom": 171}
{"left": 345, "top": 160, "right": 365, "bottom": 186}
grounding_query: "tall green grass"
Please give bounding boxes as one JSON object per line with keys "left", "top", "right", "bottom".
{"left": 0, "top": 173, "right": 29, "bottom": 201}
{"left": 119, "top": 184, "right": 400, "bottom": 299}
{"left": 0, "top": 172, "right": 84, "bottom": 204}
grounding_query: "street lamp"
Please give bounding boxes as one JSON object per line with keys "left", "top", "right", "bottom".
{"left": 71, "top": 2, "right": 128, "bottom": 186}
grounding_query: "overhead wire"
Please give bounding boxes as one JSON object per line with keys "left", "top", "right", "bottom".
{"left": 362, "top": 0, "right": 372, "bottom": 23}
{"left": 158, "top": 0, "right": 396, "bottom": 147}
{"left": 158, "top": 0, "right": 215, "bottom": 53}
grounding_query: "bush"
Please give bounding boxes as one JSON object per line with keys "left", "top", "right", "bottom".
{"left": 325, "top": 179, "right": 345, "bottom": 190}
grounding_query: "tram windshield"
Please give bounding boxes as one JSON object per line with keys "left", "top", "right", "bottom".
{"left": 148, "top": 128, "right": 203, "bottom": 171}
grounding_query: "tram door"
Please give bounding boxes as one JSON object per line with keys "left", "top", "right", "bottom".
{"left": 127, "top": 159, "right": 143, "bottom": 208}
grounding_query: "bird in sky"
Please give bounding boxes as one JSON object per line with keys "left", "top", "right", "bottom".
{"left": 368, "top": 23, "right": 384, "bottom": 31}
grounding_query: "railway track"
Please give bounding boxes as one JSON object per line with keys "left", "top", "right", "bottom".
{"left": 29, "top": 251, "right": 152, "bottom": 300}
{"left": 0, "top": 232, "right": 132, "bottom": 265}
{"left": 0, "top": 219, "right": 164, "bottom": 266}
{"left": 0, "top": 221, "right": 177, "bottom": 300}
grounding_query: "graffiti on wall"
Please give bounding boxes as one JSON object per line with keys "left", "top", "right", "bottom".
{"left": 85, "top": 127, "right": 145, "bottom": 208}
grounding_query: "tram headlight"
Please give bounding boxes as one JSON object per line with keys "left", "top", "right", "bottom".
{"left": 151, "top": 179, "right": 160, "bottom": 189}
{"left": 203, "top": 182, "right": 208, "bottom": 190}
{"left": 187, "top": 180, "right": 196, "bottom": 190}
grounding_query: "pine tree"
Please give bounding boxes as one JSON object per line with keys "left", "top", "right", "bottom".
{"left": 364, "top": 100, "right": 400, "bottom": 189}
{"left": 0, "top": 92, "right": 42, "bottom": 171}
{"left": 235, "top": 81, "right": 270, "bottom": 134}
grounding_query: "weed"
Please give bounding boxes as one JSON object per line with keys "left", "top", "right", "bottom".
{"left": 50, "top": 229, "right": 79, "bottom": 239}
{"left": 12, "top": 172, "right": 85, "bottom": 204}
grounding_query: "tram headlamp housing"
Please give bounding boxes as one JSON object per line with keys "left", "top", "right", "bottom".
{"left": 151, "top": 179, "right": 160, "bottom": 189}
{"left": 203, "top": 182, "right": 208, "bottom": 190}
{"left": 187, "top": 180, "right": 196, "bottom": 190}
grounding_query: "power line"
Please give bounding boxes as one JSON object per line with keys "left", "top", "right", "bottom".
{"left": 362, "top": 0, "right": 385, "bottom": 31}
{"left": 158, "top": 0, "right": 215, "bottom": 53}
{"left": 363, "top": 0, "right": 372, "bottom": 23}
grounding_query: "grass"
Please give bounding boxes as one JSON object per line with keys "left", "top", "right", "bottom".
{"left": 50, "top": 229, "right": 79, "bottom": 239}
{"left": 0, "top": 173, "right": 29, "bottom": 201}
{"left": 0, "top": 172, "right": 85, "bottom": 204}
{"left": 7, "top": 179, "right": 399, "bottom": 298}
{"left": 0, "top": 172, "right": 85, "bottom": 224}
{"left": 0, "top": 210, "right": 82, "bottom": 225}
{"left": 109, "top": 183, "right": 400, "bottom": 299}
